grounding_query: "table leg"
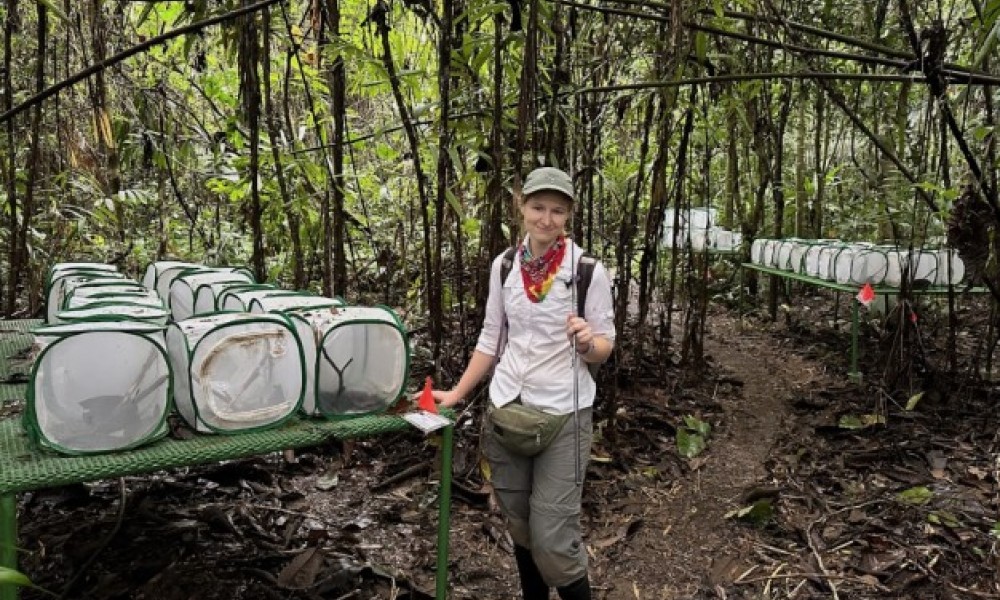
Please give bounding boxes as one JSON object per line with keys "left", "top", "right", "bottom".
{"left": 1, "top": 493, "right": 17, "bottom": 600}
{"left": 850, "top": 299, "right": 861, "bottom": 383}
{"left": 435, "top": 425, "right": 454, "bottom": 600}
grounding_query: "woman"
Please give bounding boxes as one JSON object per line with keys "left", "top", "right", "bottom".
{"left": 431, "top": 166, "right": 615, "bottom": 600}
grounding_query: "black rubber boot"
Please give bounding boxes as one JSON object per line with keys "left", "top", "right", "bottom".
{"left": 513, "top": 544, "right": 550, "bottom": 600}
{"left": 556, "top": 574, "right": 592, "bottom": 600}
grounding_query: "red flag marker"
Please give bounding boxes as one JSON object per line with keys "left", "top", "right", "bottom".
{"left": 910, "top": 311, "right": 918, "bottom": 324}
{"left": 418, "top": 376, "right": 438, "bottom": 414}
{"left": 857, "top": 283, "right": 875, "bottom": 307}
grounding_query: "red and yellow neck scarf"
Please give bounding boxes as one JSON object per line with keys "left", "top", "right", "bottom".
{"left": 519, "top": 236, "right": 567, "bottom": 303}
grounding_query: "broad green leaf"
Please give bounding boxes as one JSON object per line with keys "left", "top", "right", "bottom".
{"left": 905, "top": 392, "right": 924, "bottom": 411}
{"left": 444, "top": 189, "right": 464, "bottom": 219}
{"left": 683, "top": 414, "right": 711, "bottom": 437}
{"left": 32, "top": 0, "right": 70, "bottom": 23}
{"left": 838, "top": 415, "right": 864, "bottom": 429}
{"left": 927, "top": 511, "right": 961, "bottom": 528}
{"left": 676, "top": 429, "right": 705, "bottom": 459}
{"left": 0, "top": 567, "right": 34, "bottom": 588}
{"left": 724, "top": 499, "right": 774, "bottom": 526}
{"left": 897, "top": 486, "right": 933, "bottom": 505}
{"left": 695, "top": 32, "right": 708, "bottom": 65}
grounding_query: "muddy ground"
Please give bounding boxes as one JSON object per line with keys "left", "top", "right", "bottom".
{"left": 13, "top": 291, "right": 1000, "bottom": 599}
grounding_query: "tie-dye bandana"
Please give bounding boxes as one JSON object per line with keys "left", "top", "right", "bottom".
{"left": 519, "top": 236, "right": 567, "bottom": 303}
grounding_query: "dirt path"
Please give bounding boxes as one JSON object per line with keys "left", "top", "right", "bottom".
{"left": 598, "top": 314, "right": 835, "bottom": 598}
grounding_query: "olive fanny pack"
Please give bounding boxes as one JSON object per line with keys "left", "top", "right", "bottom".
{"left": 488, "top": 400, "right": 570, "bottom": 457}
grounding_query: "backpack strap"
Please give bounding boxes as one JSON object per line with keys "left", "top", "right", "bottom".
{"left": 500, "top": 246, "right": 517, "bottom": 288}
{"left": 575, "top": 252, "right": 597, "bottom": 319}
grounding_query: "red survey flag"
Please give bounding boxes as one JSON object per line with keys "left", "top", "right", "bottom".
{"left": 857, "top": 283, "right": 875, "bottom": 307}
{"left": 418, "top": 376, "right": 438, "bottom": 414}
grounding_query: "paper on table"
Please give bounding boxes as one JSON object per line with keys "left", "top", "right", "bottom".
{"left": 403, "top": 410, "right": 452, "bottom": 434}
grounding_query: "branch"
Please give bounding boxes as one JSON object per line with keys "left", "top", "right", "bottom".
{"left": 553, "top": 0, "right": 1000, "bottom": 86}
{"left": 0, "top": 0, "right": 285, "bottom": 125}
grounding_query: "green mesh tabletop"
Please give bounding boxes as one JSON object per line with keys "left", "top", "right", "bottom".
{"left": 0, "top": 413, "right": 423, "bottom": 494}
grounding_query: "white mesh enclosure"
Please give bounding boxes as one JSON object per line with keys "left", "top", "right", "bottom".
{"left": 46, "top": 264, "right": 118, "bottom": 293}
{"left": 167, "top": 313, "right": 305, "bottom": 433}
{"left": 26, "top": 322, "right": 172, "bottom": 454}
{"left": 47, "top": 272, "right": 128, "bottom": 323}
{"left": 155, "top": 265, "right": 212, "bottom": 301}
{"left": 834, "top": 246, "right": 888, "bottom": 285}
{"left": 56, "top": 303, "right": 170, "bottom": 326}
{"left": 66, "top": 291, "right": 164, "bottom": 310}
{"left": 248, "top": 294, "right": 343, "bottom": 314}
{"left": 169, "top": 272, "right": 254, "bottom": 321}
{"left": 143, "top": 261, "right": 199, "bottom": 290}
{"left": 293, "top": 306, "right": 409, "bottom": 417}
{"left": 193, "top": 282, "right": 262, "bottom": 315}
{"left": 63, "top": 280, "right": 145, "bottom": 311}
{"left": 68, "top": 283, "right": 147, "bottom": 300}
{"left": 219, "top": 287, "right": 284, "bottom": 312}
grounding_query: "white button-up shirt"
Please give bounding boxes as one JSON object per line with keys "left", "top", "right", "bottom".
{"left": 475, "top": 238, "right": 616, "bottom": 415}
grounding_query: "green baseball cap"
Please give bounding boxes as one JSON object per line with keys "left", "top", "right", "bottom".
{"left": 522, "top": 167, "right": 575, "bottom": 202}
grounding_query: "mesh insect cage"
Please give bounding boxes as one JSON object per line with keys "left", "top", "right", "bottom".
{"left": 289, "top": 306, "right": 410, "bottom": 418}
{"left": 25, "top": 321, "right": 172, "bottom": 455}
{"left": 166, "top": 313, "right": 306, "bottom": 433}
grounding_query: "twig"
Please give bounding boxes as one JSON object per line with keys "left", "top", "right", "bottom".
{"left": 58, "top": 478, "right": 128, "bottom": 600}
{"left": 946, "top": 582, "right": 1000, "bottom": 599}
{"left": 370, "top": 462, "right": 431, "bottom": 492}
{"left": 735, "top": 572, "right": 892, "bottom": 592}
{"left": 806, "top": 518, "right": 840, "bottom": 599}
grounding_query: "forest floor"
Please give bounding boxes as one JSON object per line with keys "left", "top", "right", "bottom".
{"left": 14, "top": 292, "right": 1000, "bottom": 600}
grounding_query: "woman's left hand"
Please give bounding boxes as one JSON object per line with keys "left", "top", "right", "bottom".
{"left": 566, "top": 315, "right": 594, "bottom": 353}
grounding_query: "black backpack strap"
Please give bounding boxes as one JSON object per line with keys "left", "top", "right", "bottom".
{"left": 576, "top": 252, "right": 597, "bottom": 319}
{"left": 500, "top": 246, "right": 517, "bottom": 288}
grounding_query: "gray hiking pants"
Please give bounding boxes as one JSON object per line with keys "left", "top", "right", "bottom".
{"left": 483, "top": 405, "right": 593, "bottom": 588}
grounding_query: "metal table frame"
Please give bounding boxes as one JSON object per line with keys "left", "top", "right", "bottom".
{"left": 739, "top": 263, "right": 989, "bottom": 382}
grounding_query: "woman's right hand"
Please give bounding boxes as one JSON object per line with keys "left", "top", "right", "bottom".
{"left": 432, "top": 389, "right": 463, "bottom": 407}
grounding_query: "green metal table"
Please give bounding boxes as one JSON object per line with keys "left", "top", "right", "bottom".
{"left": 0, "top": 320, "right": 454, "bottom": 600}
{"left": 739, "top": 263, "right": 989, "bottom": 382}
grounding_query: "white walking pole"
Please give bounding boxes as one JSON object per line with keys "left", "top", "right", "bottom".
{"left": 570, "top": 241, "right": 582, "bottom": 486}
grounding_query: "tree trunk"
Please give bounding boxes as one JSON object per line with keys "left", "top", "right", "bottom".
{"left": 511, "top": 0, "right": 539, "bottom": 238}
{"left": 322, "top": 0, "right": 348, "bottom": 297}
{"left": 812, "top": 89, "right": 825, "bottom": 237}
{"left": 724, "top": 105, "right": 739, "bottom": 230}
{"left": 89, "top": 0, "right": 124, "bottom": 242}
{"left": 432, "top": 0, "right": 454, "bottom": 359}
{"left": 238, "top": 0, "right": 265, "bottom": 282}
{"left": 479, "top": 9, "right": 505, "bottom": 311}
{"left": 374, "top": 10, "right": 438, "bottom": 349}
{"left": 794, "top": 84, "right": 807, "bottom": 237}
{"left": 767, "top": 83, "right": 792, "bottom": 319}
{"left": 262, "top": 7, "right": 304, "bottom": 288}
{"left": 18, "top": 2, "right": 45, "bottom": 314}
{"left": 2, "top": 0, "right": 17, "bottom": 316}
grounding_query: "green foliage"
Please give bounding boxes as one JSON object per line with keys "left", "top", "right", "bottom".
{"left": 896, "top": 486, "right": 933, "bottom": 506}
{"left": 676, "top": 415, "right": 711, "bottom": 459}
{"left": 0, "top": 566, "right": 55, "bottom": 597}
{"left": 725, "top": 499, "right": 775, "bottom": 527}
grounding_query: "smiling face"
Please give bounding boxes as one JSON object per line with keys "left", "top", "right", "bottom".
{"left": 520, "top": 191, "right": 573, "bottom": 253}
